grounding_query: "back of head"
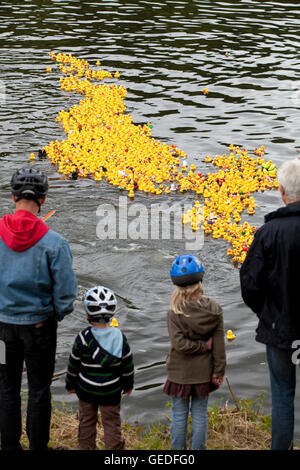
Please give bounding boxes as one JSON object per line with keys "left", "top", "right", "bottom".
{"left": 82, "top": 285, "right": 117, "bottom": 323}
{"left": 10, "top": 168, "right": 49, "bottom": 209}
{"left": 277, "top": 159, "right": 300, "bottom": 202}
{"left": 171, "top": 282, "right": 204, "bottom": 315}
{"left": 170, "top": 254, "right": 205, "bottom": 314}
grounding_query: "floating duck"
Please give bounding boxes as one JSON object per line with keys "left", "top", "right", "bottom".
{"left": 110, "top": 318, "right": 119, "bottom": 327}
{"left": 227, "top": 330, "right": 236, "bottom": 341}
{"left": 262, "top": 160, "right": 277, "bottom": 178}
{"left": 38, "top": 149, "right": 47, "bottom": 159}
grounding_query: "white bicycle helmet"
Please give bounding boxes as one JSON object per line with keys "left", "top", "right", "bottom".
{"left": 83, "top": 286, "right": 117, "bottom": 321}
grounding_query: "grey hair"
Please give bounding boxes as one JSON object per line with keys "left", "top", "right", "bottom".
{"left": 277, "top": 159, "right": 300, "bottom": 202}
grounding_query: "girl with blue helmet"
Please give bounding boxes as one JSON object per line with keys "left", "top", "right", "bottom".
{"left": 164, "top": 254, "right": 226, "bottom": 450}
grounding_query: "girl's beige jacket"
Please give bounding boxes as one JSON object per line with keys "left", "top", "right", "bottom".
{"left": 166, "top": 296, "right": 226, "bottom": 384}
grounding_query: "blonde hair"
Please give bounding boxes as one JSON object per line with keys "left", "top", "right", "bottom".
{"left": 170, "top": 282, "right": 204, "bottom": 315}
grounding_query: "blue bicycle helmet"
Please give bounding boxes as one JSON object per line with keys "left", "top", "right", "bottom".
{"left": 170, "top": 254, "right": 205, "bottom": 287}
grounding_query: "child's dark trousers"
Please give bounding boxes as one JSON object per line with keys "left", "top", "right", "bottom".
{"left": 78, "top": 399, "right": 125, "bottom": 450}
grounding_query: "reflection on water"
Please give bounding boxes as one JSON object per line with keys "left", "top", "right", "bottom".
{"left": 138, "top": 362, "right": 166, "bottom": 371}
{"left": 0, "top": 0, "right": 300, "bottom": 432}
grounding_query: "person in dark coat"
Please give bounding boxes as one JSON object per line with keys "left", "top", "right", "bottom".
{"left": 240, "top": 158, "right": 300, "bottom": 450}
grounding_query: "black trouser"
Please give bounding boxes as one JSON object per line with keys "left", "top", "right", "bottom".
{"left": 0, "top": 316, "right": 57, "bottom": 450}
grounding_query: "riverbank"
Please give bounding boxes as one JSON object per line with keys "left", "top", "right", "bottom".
{"left": 19, "top": 394, "right": 272, "bottom": 450}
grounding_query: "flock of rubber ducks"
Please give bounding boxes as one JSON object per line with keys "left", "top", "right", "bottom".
{"left": 182, "top": 145, "right": 278, "bottom": 265}
{"left": 30, "top": 52, "right": 278, "bottom": 273}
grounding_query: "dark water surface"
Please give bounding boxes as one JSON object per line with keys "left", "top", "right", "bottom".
{"left": 0, "top": 0, "right": 300, "bottom": 433}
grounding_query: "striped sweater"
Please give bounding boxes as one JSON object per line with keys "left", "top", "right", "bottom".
{"left": 66, "top": 326, "right": 134, "bottom": 405}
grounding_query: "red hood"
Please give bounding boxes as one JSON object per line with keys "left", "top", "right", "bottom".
{"left": 0, "top": 210, "right": 50, "bottom": 252}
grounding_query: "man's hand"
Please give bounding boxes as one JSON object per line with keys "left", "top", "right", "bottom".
{"left": 206, "top": 337, "right": 213, "bottom": 350}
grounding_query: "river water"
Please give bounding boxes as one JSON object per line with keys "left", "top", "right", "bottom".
{"left": 0, "top": 0, "right": 300, "bottom": 434}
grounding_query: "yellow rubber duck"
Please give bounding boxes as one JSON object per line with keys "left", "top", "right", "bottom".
{"left": 227, "top": 330, "right": 236, "bottom": 341}
{"left": 110, "top": 318, "right": 119, "bottom": 327}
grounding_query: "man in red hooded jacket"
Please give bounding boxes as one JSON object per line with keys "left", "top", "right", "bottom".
{"left": 0, "top": 168, "right": 77, "bottom": 451}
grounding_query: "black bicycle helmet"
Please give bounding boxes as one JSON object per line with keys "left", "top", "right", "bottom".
{"left": 10, "top": 168, "right": 49, "bottom": 199}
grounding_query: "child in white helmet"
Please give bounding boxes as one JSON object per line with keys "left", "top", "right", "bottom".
{"left": 66, "top": 286, "right": 134, "bottom": 450}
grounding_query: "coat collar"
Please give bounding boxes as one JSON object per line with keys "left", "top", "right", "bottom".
{"left": 81, "top": 327, "right": 121, "bottom": 366}
{"left": 265, "top": 201, "right": 300, "bottom": 223}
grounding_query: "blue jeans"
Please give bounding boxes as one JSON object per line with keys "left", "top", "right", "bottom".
{"left": 266, "top": 345, "right": 296, "bottom": 450}
{"left": 171, "top": 395, "right": 208, "bottom": 450}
